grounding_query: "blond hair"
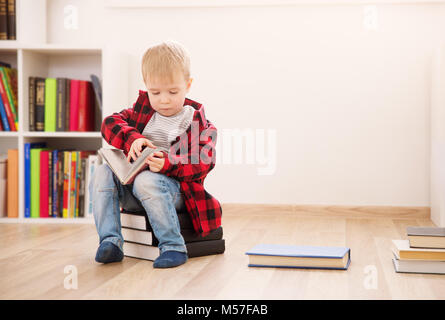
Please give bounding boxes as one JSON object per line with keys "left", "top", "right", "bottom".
{"left": 141, "top": 40, "right": 191, "bottom": 84}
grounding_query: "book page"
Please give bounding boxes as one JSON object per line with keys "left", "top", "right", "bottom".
{"left": 98, "top": 147, "right": 161, "bottom": 184}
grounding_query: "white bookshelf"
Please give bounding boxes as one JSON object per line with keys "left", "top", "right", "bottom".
{"left": 0, "top": 0, "right": 106, "bottom": 224}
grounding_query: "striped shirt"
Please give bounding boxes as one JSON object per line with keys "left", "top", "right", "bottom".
{"left": 142, "top": 105, "right": 195, "bottom": 152}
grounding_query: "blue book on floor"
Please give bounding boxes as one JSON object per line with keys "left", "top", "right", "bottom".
{"left": 24, "top": 142, "right": 47, "bottom": 218}
{"left": 245, "top": 244, "right": 351, "bottom": 270}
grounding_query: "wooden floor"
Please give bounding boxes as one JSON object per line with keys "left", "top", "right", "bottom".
{"left": 1, "top": 204, "right": 445, "bottom": 300}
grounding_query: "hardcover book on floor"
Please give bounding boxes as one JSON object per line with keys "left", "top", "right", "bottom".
{"left": 245, "top": 244, "right": 351, "bottom": 270}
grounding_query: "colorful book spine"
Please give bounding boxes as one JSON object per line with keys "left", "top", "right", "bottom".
{"left": 24, "top": 143, "right": 31, "bottom": 217}
{"left": 0, "top": 93, "right": 10, "bottom": 131}
{"left": 6, "top": 68, "right": 17, "bottom": 108}
{"left": 35, "top": 78, "right": 45, "bottom": 131}
{"left": 69, "top": 151, "right": 77, "bottom": 218}
{"left": 39, "top": 150, "right": 50, "bottom": 218}
{"left": 78, "top": 158, "right": 86, "bottom": 218}
{"left": 57, "top": 151, "right": 64, "bottom": 218}
{"left": 7, "top": 149, "right": 18, "bottom": 218}
{"left": 44, "top": 78, "right": 57, "bottom": 132}
{"left": 75, "top": 151, "right": 81, "bottom": 217}
{"left": 28, "top": 77, "right": 35, "bottom": 131}
{"left": 69, "top": 80, "right": 80, "bottom": 131}
{"left": 52, "top": 150, "right": 59, "bottom": 218}
{"left": 62, "top": 151, "right": 71, "bottom": 218}
{"left": 56, "top": 78, "right": 66, "bottom": 132}
{"left": 78, "top": 81, "right": 95, "bottom": 132}
{"left": 24, "top": 142, "right": 46, "bottom": 218}
{"left": 30, "top": 148, "right": 49, "bottom": 218}
{"left": 48, "top": 151, "right": 53, "bottom": 217}
{"left": 65, "top": 79, "right": 71, "bottom": 131}
{"left": 0, "top": 67, "right": 18, "bottom": 130}
{"left": 0, "top": 69, "right": 15, "bottom": 131}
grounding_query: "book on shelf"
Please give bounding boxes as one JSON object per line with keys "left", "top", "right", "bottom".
{"left": 0, "top": 93, "right": 7, "bottom": 131}
{"left": 29, "top": 77, "right": 36, "bottom": 131}
{"left": 84, "top": 155, "right": 99, "bottom": 219}
{"left": 34, "top": 77, "right": 45, "bottom": 131}
{"left": 90, "top": 74, "right": 102, "bottom": 132}
{"left": 28, "top": 76, "right": 100, "bottom": 132}
{"left": 0, "top": 0, "right": 15, "bottom": 40}
{"left": 245, "top": 244, "right": 351, "bottom": 270}
{"left": 7, "top": 149, "right": 17, "bottom": 218}
{"left": 0, "top": 65, "right": 18, "bottom": 131}
{"left": 6, "top": 0, "right": 15, "bottom": 40}
{"left": 39, "top": 150, "right": 51, "bottom": 218}
{"left": 121, "top": 209, "right": 225, "bottom": 261}
{"left": 69, "top": 151, "right": 77, "bottom": 218}
{"left": 69, "top": 79, "right": 80, "bottom": 131}
{"left": 0, "top": 153, "right": 6, "bottom": 217}
{"left": 90, "top": 74, "right": 102, "bottom": 110}
{"left": 27, "top": 145, "right": 98, "bottom": 218}
{"left": 30, "top": 147, "right": 50, "bottom": 218}
{"left": 56, "top": 78, "right": 69, "bottom": 132}
{"left": 24, "top": 142, "right": 46, "bottom": 218}
{"left": 44, "top": 78, "right": 57, "bottom": 132}
{"left": 407, "top": 226, "right": 445, "bottom": 249}
{"left": 98, "top": 146, "right": 162, "bottom": 185}
{"left": 77, "top": 80, "right": 95, "bottom": 131}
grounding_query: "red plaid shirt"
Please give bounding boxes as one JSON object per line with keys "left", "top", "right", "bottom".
{"left": 101, "top": 90, "right": 222, "bottom": 236}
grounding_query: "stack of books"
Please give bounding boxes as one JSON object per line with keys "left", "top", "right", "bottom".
{"left": 392, "top": 226, "right": 445, "bottom": 274}
{"left": 120, "top": 209, "right": 225, "bottom": 261}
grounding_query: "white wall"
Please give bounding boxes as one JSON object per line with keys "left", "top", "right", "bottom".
{"left": 47, "top": 0, "right": 445, "bottom": 206}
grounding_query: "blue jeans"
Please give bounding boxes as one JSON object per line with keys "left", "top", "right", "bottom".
{"left": 89, "top": 163, "right": 187, "bottom": 255}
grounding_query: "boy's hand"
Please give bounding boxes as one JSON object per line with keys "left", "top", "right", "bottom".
{"left": 145, "top": 151, "right": 165, "bottom": 173}
{"left": 127, "top": 138, "right": 157, "bottom": 163}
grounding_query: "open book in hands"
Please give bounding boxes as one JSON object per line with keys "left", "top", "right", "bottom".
{"left": 98, "top": 146, "right": 162, "bottom": 185}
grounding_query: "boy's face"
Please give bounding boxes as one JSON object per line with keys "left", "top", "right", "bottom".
{"left": 145, "top": 71, "right": 193, "bottom": 117}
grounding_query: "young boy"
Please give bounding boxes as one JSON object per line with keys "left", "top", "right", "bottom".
{"left": 89, "top": 40, "right": 222, "bottom": 268}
